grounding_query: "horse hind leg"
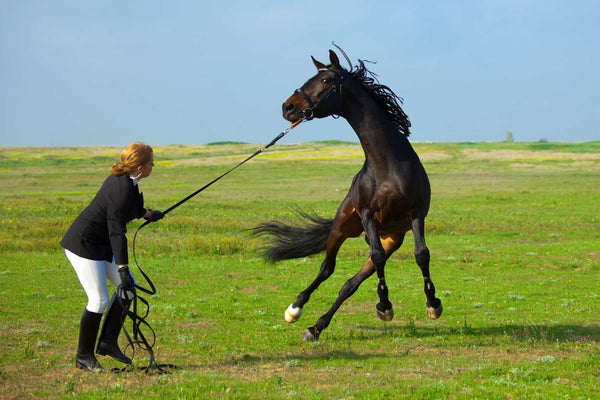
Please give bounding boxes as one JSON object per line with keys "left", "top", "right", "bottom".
{"left": 285, "top": 252, "right": 337, "bottom": 324}
{"left": 302, "top": 232, "right": 404, "bottom": 341}
{"left": 412, "top": 214, "right": 443, "bottom": 319}
{"left": 286, "top": 216, "right": 359, "bottom": 324}
{"left": 286, "top": 198, "right": 362, "bottom": 326}
{"left": 303, "top": 262, "right": 376, "bottom": 341}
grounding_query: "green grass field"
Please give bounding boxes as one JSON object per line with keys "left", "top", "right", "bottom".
{"left": 1, "top": 140, "right": 599, "bottom": 399}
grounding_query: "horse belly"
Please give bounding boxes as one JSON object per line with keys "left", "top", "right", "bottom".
{"left": 378, "top": 218, "right": 412, "bottom": 236}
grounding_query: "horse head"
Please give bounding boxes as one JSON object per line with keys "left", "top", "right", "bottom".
{"left": 282, "top": 50, "right": 348, "bottom": 123}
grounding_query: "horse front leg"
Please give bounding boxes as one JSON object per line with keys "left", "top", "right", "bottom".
{"left": 361, "top": 210, "right": 394, "bottom": 321}
{"left": 412, "top": 212, "right": 443, "bottom": 319}
{"left": 374, "top": 233, "right": 405, "bottom": 321}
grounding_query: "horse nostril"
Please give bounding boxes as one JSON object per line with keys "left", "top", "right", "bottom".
{"left": 283, "top": 102, "right": 295, "bottom": 112}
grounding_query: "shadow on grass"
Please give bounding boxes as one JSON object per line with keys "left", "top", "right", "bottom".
{"left": 355, "top": 322, "right": 600, "bottom": 343}
{"left": 209, "top": 323, "right": 600, "bottom": 369}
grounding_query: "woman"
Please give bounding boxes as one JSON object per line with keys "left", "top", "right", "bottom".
{"left": 61, "top": 142, "right": 164, "bottom": 372}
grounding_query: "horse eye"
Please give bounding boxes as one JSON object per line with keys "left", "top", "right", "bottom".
{"left": 321, "top": 78, "right": 331, "bottom": 84}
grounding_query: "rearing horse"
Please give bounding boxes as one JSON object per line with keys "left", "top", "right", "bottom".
{"left": 254, "top": 49, "right": 443, "bottom": 341}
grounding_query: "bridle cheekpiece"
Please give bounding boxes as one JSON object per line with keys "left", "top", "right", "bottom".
{"left": 295, "top": 67, "right": 348, "bottom": 121}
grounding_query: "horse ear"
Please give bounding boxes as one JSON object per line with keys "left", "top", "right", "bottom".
{"left": 312, "top": 56, "right": 326, "bottom": 70}
{"left": 329, "top": 50, "right": 342, "bottom": 72}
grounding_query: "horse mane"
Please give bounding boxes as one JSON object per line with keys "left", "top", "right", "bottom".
{"left": 349, "top": 60, "right": 411, "bottom": 137}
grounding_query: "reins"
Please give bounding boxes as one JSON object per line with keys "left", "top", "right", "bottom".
{"left": 118, "top": 119, "right": 304, "bottom": 374}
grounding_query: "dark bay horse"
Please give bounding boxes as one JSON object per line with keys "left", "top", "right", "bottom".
{"left": 254, "top": 49, "right": 443, "bottom": 341}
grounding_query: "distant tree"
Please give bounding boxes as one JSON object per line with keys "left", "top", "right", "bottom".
{"left": 505, "top": 131, "right": 514, "bottom": 142}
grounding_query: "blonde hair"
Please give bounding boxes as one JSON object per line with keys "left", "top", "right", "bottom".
{"left": 111, "top": 142, "right": 153, "bottom": 176}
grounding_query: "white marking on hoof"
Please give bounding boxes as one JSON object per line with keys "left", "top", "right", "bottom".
{"left": 426, "top": 301, "right": 443, "bottom": 320}
{"left": 284, "top": 304, "right": 302, "bottom": 323}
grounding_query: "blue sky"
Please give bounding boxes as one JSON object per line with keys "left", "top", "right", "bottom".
{"left": 1, "top": 1, "right": 598, "bottom": 146}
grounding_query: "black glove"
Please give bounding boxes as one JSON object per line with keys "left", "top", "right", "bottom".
{"left": 144, "top": 209, "right": 165, "bottom": 222}
{"left": 118, "top": 266, "right": 136, "bottom": 292}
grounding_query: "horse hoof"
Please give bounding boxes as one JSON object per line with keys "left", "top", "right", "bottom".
{"left": 376, "top": 304, "right": 394, "bottom": 321}
{"left": 302, "top": 327, "right": 320, "bottom": 342}
{"left": 426, "top": 299, "right": 443, "bottom": 319}
{"left": 284, "top": 304, "right": 302, "bottom": 323}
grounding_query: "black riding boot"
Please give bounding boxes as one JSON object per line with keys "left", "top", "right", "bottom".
{"left": 96, "top": 294, "right": 132, "bottom": 364}
{"left": 76, "top": 309, "right": 104, "bottom": 371}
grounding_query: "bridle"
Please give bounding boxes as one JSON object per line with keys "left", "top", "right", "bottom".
{"left": 295, "top": 67, "right": 348, "bottom": 121}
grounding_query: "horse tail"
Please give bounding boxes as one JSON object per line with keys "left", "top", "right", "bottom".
{"left": 252, "top": 210, "right": 333, "bottom": 263}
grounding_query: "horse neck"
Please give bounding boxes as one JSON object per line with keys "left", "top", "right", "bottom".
{"left": 339, "top": 82, "right": 410, "bottom": 165}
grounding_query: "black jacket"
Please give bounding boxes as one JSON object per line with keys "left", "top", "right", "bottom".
{"left": 61, "top": 174, "right": 145, "bottom": 265}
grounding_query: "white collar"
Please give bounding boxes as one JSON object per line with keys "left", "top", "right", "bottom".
{"left": 129, "top": 175, "right": 140, "bottom": 186}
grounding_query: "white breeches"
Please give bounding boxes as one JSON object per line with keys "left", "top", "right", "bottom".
{"left": 65, "top": 249, "right": 136, "bottom": 313}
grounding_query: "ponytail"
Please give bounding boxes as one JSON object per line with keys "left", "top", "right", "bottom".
{"left": 111, "top": 161, "right": 126, "bottom": 176}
